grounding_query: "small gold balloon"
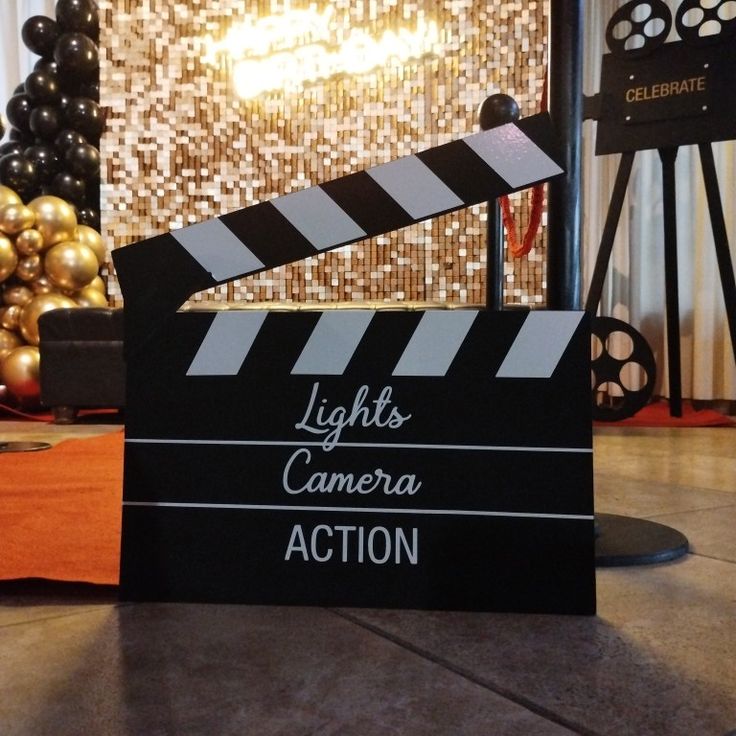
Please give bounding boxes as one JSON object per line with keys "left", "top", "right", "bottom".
{"left": 15, "top": 253, "right": 43, "bottom": 282}
{"left": 0, "top": 185, "right": 22, "bottom": 210}
{"left": 30, "top": 275, "right": 55, "bottom": 295}
{"left": 44, "top": 241, "right": 99, "bottom": 291}
{"left": 87, "top": 275, "right": 106, "bottom": 294}
{"left": 0, "top": 304, "right": 22, "bottom": 331}
{"left": 1, "top": 345, "right": 41, "bottom": 400}
{"left": 74, "top": 225, "right": 107, "bottom": 265}
{"left": 0, "top": 235, "right": 19, "bottom": 283}
{"left": 19, "top": 293, "right": 77, "bottom": 346}
{"left": 27, "top": 196, "right": 77, "bottom": 248}
{"left": 0, "top": 327, "right": 22, "bottom": 362}
{"left": 74, "top": 285, "right": 109, "bottom": 307}
{"left": 0, "top": 203, "right": 35, "bottom": 236}
{"left": 3, "top": 285, "right": 34, "bottom": 307}
{"left": 15, "top": 228, "right": 44, "bottom": 256}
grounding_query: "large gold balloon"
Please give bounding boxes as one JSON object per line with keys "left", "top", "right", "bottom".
{"left": 0, "top": 304, "right": 22, "bottom": 331}
{"left": 88, "top": 275, "right": 106, "bottom": 294}
{"left": 74, "top": 225, "right": 106, "bottom": 265}
{"left": 0, "top": 235, "right": 18, "bottom": 283}
{"left": 0, "top": 203, "right": 35, "bottom": 236}
{"left": 74, "top": 285, "right": 108, "bottom": 307}
{"left": 3, "top": 285, "right": 34, "bottom": 307}
{"left": 19, "top": 293, "right": 77, "bottom": 346}
{"left": 15, "top": 228, "right": 44, "bottom": 256}
{"left": 0, "top": 185, "right": 22, "bottom": 210}
{"left": 15, "top": 254, "right": 43, "bottom": 283}
{"left": 1, "top": 345, "right": 40, "bottom": 400}
{"left": 0, "top": 327, "right": 22, "bottom": 362}
{"left": 27, "top": 196, "right": 77, "bottom": 248}
{"left": 44, "top": 241, "right": 99, "bottom": 291}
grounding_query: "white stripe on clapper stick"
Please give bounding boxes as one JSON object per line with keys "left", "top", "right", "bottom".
{"left": 495, "top": 312, "right": 584, "bottom": 379}
{"left": 187, "top": 311, "right": 267, "bottom": 376}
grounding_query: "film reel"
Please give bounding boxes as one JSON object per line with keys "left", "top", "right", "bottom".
{"left": 675, "top": 0, "right": 736, "bottom": 46}
{"left": 591, "top": 316, "right": 656, "bottom": 422}
{"left": 606, "top": 0, "right": 672, "bottom": 58}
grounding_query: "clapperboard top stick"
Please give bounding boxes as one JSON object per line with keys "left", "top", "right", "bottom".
{"left": 112, "top": 112, "right": 564, "bottom": 350}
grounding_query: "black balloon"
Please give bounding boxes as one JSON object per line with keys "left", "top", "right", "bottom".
{"left": 55, "top": 128, "right": 87, "bottom": 151}
{"left": 53, "top": 32, "right": 99, "bottom": 77}
{"left": 55, "top": 0, "right": 100, "bottom": 39}
{"left": 0, "top": 154, "right": 38, "bottom": 197}
{"left": 77, "top": 81, "right": 99, "bottom": 102}
{"left": 29, "top": 105, "right": 62, "bottom": 140}
{"left": 33, "top": 58, "right": 59, "bottom": 77}
{"left": 65, "top": 97, "right": 103, "bottom": 140}
{"left": 8, "top": 128, "right": 33, "bottom": 146}
{"left": 0, "top": 141, "right": 24, "bottom": 158}
{"left": 25, "top": 144, "right": 61, "bottom": 183}
{"left": 76, "top": 206, "right": 99, "bottom": 230}
{"left": 24, "top": 70, "right": 60, "bottom": 104}
{"left": 0, "top": 117, "right": 4, "bottom": 141}
{"left": 21, "top": 15, "right": 60, "bottom": 59}
{"left": 478, "top": 93, "right": 521, "bottom": 131}
{"left": 5, "top": 94, "right": 33, "bottom": 131}
{"left": 65, "top": 142, "right": 100, "bottom": 178}
{"left": 50, "top": 171, "right": 86, "bottom": 204}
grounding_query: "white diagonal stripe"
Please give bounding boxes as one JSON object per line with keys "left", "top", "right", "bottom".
{"left": 187, "top": 311, "right": 267, "bottom": 376}
{"left": 495, "top": 311, "right": 584, "bottom": 379}
{"left": 366, "top": 155, "right": 464, "bottom": 219}
{"left": 171, "top": 218, "right": 264, "bottom": 281}
{"left": 271, "top": 186, "right": 367, "bottom": 250}
{"left": 463, "top": 123, "right": 563, "bottom": 189}
{"left": 393, "top": 310, "right": 478, "bottom": 376}
{"left": 291, "top": 311, "right": 375, "bottom": 375}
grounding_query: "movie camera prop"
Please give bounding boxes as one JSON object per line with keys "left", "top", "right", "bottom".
{"left": 584, "top": 0, "right": 736, "bottom": 419}
{"left": 112, "top": 113, "right": 597, "bottom": 615}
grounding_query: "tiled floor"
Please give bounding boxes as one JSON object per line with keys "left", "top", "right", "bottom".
{"left": 1, "top": 420, "right": 735, "bottom": 735}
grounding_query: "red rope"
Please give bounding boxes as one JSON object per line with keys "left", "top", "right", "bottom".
{"left": 499, "top": 75, "right": 548, "bottom": 258}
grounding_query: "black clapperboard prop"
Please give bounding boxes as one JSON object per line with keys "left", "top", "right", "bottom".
{"left": 112, "top": 113, "right": 596, "bottom": 615}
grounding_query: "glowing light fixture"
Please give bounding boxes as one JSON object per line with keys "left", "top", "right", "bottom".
{"left": 202, "top": 5, "right": 442, "bottom": 99}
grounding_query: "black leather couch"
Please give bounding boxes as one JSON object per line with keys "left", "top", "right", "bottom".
{"left": 38, "top": 307, "right": 125, "bottom": 423}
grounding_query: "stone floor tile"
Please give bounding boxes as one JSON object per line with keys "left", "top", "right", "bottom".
{"left": 0, "top": 603, "right": 577, "bottom": 736}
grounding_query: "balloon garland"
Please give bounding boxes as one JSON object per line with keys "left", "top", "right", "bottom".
{"left": 0, "top": 0, "right": 107, "bottom": 407}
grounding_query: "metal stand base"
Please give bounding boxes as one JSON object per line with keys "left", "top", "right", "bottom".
{"left": 0, "top": 441, "right": 52, "bottom": 453}
{"left": 595, "top": 513, "right": 689, "bottom": 567}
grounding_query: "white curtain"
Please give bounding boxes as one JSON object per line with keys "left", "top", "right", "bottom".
{"left": 582, "top": 1, "right": 736, "bottom": 400}
{"left": 1, "top": 0, "right": 55, "bottom": 114}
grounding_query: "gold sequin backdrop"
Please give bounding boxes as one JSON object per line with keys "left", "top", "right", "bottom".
{"left": 99, "top": 0, "right": 548, "bottom": 306}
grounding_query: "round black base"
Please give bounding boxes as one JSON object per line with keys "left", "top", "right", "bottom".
{"left": 595, "top": 513, "right": 689, "bottom": 567}
{"left": 0, "top": 441, "right": 52, "bottom": 453}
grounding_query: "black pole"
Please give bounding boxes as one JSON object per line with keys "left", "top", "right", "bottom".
{"left": 547, "top": 0, "right": 584, "bottom": 310}
{"left": 486, "top": 200, "right": 504, "bottom": 310}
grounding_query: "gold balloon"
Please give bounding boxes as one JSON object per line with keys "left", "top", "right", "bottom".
{"left": 1, "top": 345, "right": 41, "bottom": 400}
{"left": 0, "top": 235, "right": 18, "bottom": 283}
{"left": 74, "top": 225, "right": 107, "bottom": 265}
{"left": 3, "top": 285, "right": 34, "bottom": 307}
{"left": 0, "top": 304, "right": 22, "bottom": 331}
{"left": 27, "top": 196, "right": 77, "bottom": 248}
{"left": 0, "top": 185, "right": 22, "bottom": 210}
{"left": 0, "top": 327, "right": 22, "bottom": 362}
{"left": 44, "top": 241, "right": 99, "bottom": 291}
{"left": 88, "top": 275, "right": 106, "bottom": 294}
{"left": 30, "top": 275, "right": 55, "bottom": 295}
{"left": 0, "top": 203, "right": 35, "bottom": 236}
{"left": 15, "top": 254, "right": 43, "bottom": 282}
{"left": 74, "top": 285, "right": 108, "bottom": 307}
{"left": 19, "top": 293, "right": 77, "bottom": 346}
{"left": 15, "top": 228, "right": 44, "bottom": 256}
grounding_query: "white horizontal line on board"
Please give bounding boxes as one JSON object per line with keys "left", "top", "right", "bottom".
{"left": 124, "top": 438, "right": 592, "bottom": 454}
{"left": 122, "top": 501, "right": 594, "bottom": 521}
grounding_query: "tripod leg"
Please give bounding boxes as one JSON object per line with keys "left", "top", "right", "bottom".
{"left": 659, "top": 148, "right": 682, "bottom": 417}
{"left": 585, "top": 151, "right": 635, "bottom": 315}
{"left": 698, "top": 143, "right": 736, "bottom": 367}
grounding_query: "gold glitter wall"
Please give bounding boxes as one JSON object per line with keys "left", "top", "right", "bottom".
{"left": 99, "top": 0, "right": 548, "bottom": 307}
